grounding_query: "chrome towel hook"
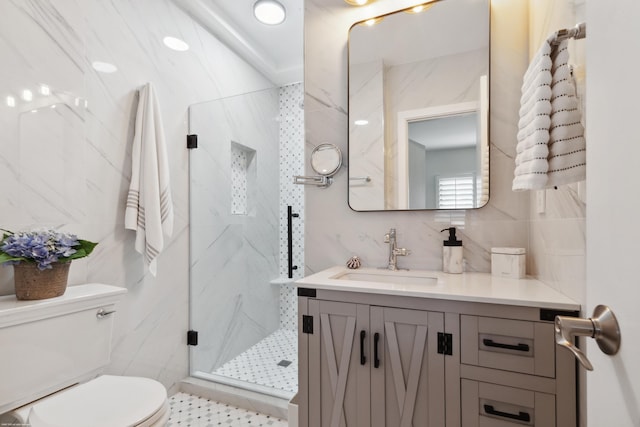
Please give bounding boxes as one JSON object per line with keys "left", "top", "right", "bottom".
{"left": 555, "top": 305, "right": 621, "bottom": 371}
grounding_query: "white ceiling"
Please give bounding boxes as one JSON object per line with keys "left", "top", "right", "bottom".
{"left": 349, "top": 0, "right": 489, "bottom": 66}
{"left": 408, "top": 113, "right": 478, "bottom": 151}
{"left": 173, "top": 0, "right": 304, "bottom": 86}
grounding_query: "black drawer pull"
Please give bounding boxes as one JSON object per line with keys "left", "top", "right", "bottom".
{"left": 484, "top": 404, "right": 531, "bottom": 423}
{"left": 374, "top": 332, "right": 380, "bottom": 368}
{"left": 360, "top": 330, "right": 366, "bottom": 365}
{"left": 483, "top": 338, "right": 530, "bottom": 352}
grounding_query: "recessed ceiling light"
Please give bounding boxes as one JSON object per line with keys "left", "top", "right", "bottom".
{"left": 344, "top": 0, "right": 369, "bottom": 5}
{"left": 354, "top": 119, "right": 369, "bottom": 126}
{"left": 6, "top": 96, "right": 16, "bottom": 107}
{"left": 39, "top": 84, "right": 51, "bottom": 96}
{"left": 163, "top": 36, "right": 189, "bottom": 51}
{"left": 91, "top": 61, "right": 118, "bottom": 73}
{"left": 253, "top": 0, "right": 286, "bottom": 25}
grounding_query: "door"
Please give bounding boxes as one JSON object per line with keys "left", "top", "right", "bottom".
{"left": 188, "top": 89, "right": 282, "bottom": 390}
{"left": 587, "top": 1, "right": 640, "bottom": 425}
{"left": 308, "top": 300, "right": 370, "bottom": 427}
{"left": 370, "top": 307, "right": 445, "bottom": 427}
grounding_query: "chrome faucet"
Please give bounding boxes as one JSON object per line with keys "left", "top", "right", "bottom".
{"left": 384, "top": 228, "right": 411, "bottom": 270}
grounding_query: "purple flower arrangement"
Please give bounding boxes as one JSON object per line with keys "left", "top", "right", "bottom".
{"left": 0, "top": 229, "right": 97, "bottom": 270}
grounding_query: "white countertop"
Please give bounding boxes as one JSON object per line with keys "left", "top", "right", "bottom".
{"left": 295, "top": 266, "right": 580, "bottom": 311}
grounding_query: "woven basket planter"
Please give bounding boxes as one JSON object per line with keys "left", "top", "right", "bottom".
{"left": 13, "top": 262, "right": 71, "bottom": 300}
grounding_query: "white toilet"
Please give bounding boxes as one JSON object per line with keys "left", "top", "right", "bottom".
{"left": 0, "top": 283, "right": 170, "bottom": 426}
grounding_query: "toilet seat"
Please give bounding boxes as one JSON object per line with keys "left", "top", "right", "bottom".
{"left": 28, "top": 375, "right": 169, "bottom": 427}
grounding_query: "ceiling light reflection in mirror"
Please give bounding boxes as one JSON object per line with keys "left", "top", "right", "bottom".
{"left": 344, "top": 0, "right": 370, "bottom": 5}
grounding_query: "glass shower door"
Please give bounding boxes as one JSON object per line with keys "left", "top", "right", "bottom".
{"left": 188, "top": 87, "right": 291, "bottom": 398}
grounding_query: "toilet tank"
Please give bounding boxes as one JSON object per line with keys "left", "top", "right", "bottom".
{"left": 0, "top": 284, "right": 126, "bottom": 414}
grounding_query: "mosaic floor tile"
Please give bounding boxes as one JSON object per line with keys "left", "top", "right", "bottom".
{"left": 168, "top": 392, "right": 288, "bottom": 427}
{"left": 212, "top": 329, "right": 298, "bottom": 394}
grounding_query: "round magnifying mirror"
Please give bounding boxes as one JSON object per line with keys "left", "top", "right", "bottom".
{"left": 310, "top": 143, "right": 342, "bottom": 176}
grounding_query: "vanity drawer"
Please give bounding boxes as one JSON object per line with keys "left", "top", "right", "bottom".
{"left": 461, "top": 379, "right": 555, "bottom": 427}
{"left": 460, "top": 315, "right": 555, "bottom": 377}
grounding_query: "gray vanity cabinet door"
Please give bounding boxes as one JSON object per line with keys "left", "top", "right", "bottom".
{"left": 370, "top": 307, "right": 446, "bottom": 427}
{"left": 308, "top": 300, "right": 370, "bottom": 427}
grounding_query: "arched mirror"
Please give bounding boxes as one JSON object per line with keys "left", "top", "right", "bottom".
{"left": 348, "top": 0, "right": 490, "bottom": 211}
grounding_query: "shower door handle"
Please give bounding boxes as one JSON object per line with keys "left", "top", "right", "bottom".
{"left": 287, "top": 206, "right": 299, "bottom": 278}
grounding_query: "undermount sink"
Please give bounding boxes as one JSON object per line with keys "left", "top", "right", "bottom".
{"left": 333, "top": 270, "right": 438, "bottom": 286}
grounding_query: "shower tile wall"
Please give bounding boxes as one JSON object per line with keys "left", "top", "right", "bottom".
{"left": 0, "top": 0, "right": 274, "bottom": 389}
{"left": 230, "top": 146, "right": 249, "bottom": 215}
{"left": 278, "top": 284, "right": 297, "bottom": 331}
{"left": 279, "top": 83, "right": 305, "bottom": 281}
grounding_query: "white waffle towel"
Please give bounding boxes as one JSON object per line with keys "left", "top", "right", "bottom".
{"left": 513, "top": 38, "right": 552, "bottom": 191}
{"left": 547, "top": 40, "right": 586, "bottom": 187}
{"left": 125, "top": 83, "right": 174, "bottom": 276}
{"left": 513, "top": 37, "right": 585, "bottom": 191}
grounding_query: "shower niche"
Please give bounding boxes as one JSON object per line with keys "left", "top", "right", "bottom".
{"left": 188, "top": 85, "right": 304, "bottom": 400}
{"left": 230, "top": 142, "right": 256, "bottom": 216}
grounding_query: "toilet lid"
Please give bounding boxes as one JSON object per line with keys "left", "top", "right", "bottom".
{"left": 28, "top": 375, "right": 167, "bottom": 427}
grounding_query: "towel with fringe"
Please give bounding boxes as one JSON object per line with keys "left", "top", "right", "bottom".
{"left": 513, "top": 37, "right": 585, "bottom": 191}
{"left": 125, "top": 83, "right": 174, "bottom": 276}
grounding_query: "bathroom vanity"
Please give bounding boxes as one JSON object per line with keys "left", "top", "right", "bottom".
{"left": 295, "top": 266, "right": 580, "bottom": 426}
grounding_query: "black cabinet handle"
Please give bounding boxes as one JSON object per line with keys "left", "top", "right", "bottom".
{"left": 483, "top": 338, "right": 530, "bottom": 352}
{"left": 374, "top": 332, "right": 380, "bottom": 368}
{"left": 360, "top": 330, "right": 366, "bottom": 365}
{"left": 484, "top": 404, "right": 531, "bottom": 423}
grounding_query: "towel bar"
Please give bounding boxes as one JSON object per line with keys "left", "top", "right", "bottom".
{"left": 552, "top": 22, "right": 586, "bottom": 45}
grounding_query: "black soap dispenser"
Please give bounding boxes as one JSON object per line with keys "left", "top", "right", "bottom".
{"left": 441, "top": 227, "right": 463, "bottom": 274}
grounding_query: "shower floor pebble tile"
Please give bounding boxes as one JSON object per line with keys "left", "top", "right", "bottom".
{"left": 168, "top": 392, "right": 288, "bottom": 427}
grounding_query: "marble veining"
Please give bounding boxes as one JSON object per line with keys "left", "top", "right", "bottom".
{"left": 348, "top": 60, "right": 385, "bottom": 210}
{"left": 0, "top": 0, "right": 275, "bottom": 390}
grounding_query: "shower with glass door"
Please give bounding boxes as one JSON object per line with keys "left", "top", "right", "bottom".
{"left": 188, "top": 84, "right": 304, "bottom": 400}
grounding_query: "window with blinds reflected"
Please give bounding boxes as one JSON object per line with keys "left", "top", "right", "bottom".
{"left": 437, "top": 175, "right": 476, "bottom": 209}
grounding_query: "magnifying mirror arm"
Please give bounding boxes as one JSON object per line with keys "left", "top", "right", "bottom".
{"left": 293, "top": 175, "right": 333, "bottom": 188}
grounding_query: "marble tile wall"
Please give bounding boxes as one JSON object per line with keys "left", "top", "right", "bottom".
{"left": 348, "top": 60, "right": 385, "bottom": 210}
{"left": 304, "top": 0, "right": 531, "bottom": 273}
{"left": 0, "top": 0, "right": 274, "bottom": 389}
{"left": 526, "top": 0, "right": 586, "bottom": 304}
